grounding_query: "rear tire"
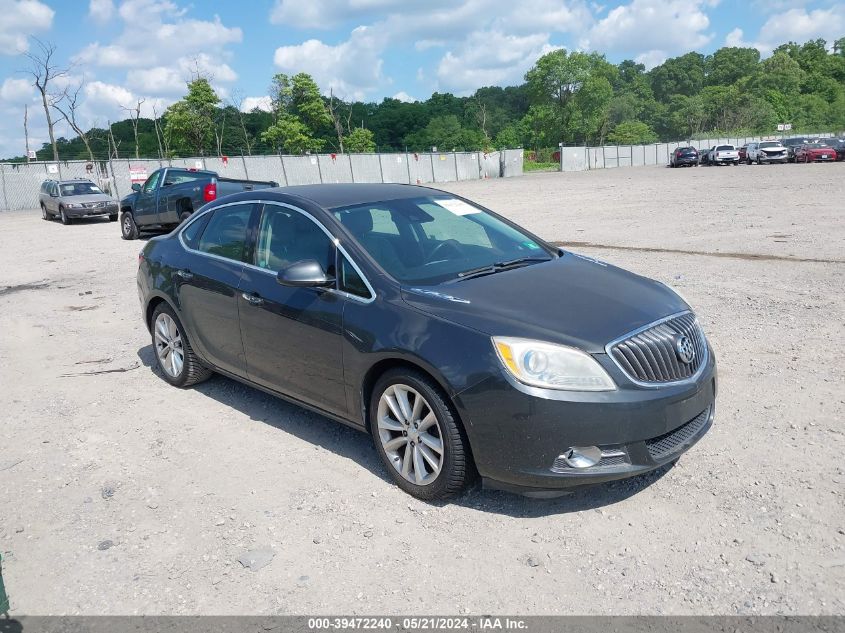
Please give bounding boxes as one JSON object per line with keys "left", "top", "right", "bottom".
{"left": 151, "top": 303, "right": 212, "bottom": 388}
{"left": 370, "top": 369, "right": 474, "bottom": 501}
{"left": 121, "top": 212, "right": 139, "bottom": 240}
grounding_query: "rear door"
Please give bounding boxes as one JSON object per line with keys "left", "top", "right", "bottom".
{"left": 175, "top": 202, "right": 258, "bottom": 377}
{"left": 238, "top": 202, "right": 348, "bottom": 416}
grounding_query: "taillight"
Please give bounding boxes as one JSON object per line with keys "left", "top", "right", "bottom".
{"left": 203, "top": 183, "right": 217, "bottom": 202}
{"left": 138, "top": 251, "right": 145, "bottom": 266}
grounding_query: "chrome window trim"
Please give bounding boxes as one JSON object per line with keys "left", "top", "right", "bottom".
{"left": 177, "top": 199, "right": 377, "bottom": 305}
{"left": 603, "top": 310, "right": 709, "bottom": 389}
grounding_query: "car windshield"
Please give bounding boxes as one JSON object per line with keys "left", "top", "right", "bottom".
{"left": 60, "top": 182, "right": 103, "bottom": 196}
{"left": 759, "top": 142, "right": 781, "bottom": 148}
{"left": 716, "top": 145, "right": 734, "bottom": 151}
{"left": 805, "top": 143, "right": 827, "bottom": 149}
{"left": 332, "top": 195, "right": 554, "bottom": 285}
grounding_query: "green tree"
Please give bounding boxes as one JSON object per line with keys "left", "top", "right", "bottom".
{"left": 344, "top": 127, "right": 376, "bottom": 152}
{"left": 607, "top": 121, "right": 657, "bottom": 144}
{"left": 705, "top": 47, "right": 761, "bottom": 86}
{"left": 752, "top": 51, "right": 804, "bottom": 95}
{"left": 649, "top": 52, "right": 706, "bottom": 101}
{"left": 164, "top": 78, "right": 220, "bottom": 156}
{"left": 261, "top": 114, "right": 324, "bottom": 154}
{"left": 263, "top": 72, "right": 327, "bottom": 153}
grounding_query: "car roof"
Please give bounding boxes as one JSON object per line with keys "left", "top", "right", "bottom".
{"left": 264, "top": 183, "right": 446, "bottom": 210}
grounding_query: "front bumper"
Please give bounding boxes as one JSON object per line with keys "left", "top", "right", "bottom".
{"left": 453, "top": 348, "right": 717, "bottom": 493}
{"left": 66, "top": 204, "right": 118, "bottom": 218}
{"left": 758, "top": 153, "right": 787, "bottom": 163}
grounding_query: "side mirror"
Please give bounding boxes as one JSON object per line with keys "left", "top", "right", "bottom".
{"left": 131, "top": 183, "right": 142, "bottom": 192}
{"left": 277, "top": 259, "right": 335, "bottom": 288}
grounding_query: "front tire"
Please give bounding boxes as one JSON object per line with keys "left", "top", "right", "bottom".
{"left": 60, "top": 207, "right": 72, "bottom": 225}
{"left": 41, "top": 204, "right": 49, "bottom": 220}
{"left": 151, "top": 303, "right": 212, "bottom": 388}
{"left": 370, "top": 369, "right": 473, "bottom": 501}
{"left": 109, "top": 214, "right": 118, "bottom": 222}
{"left": 121, "top": 212, "right": 139, "bottom": 240}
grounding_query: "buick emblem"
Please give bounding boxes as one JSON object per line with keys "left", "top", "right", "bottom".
{"left": 675, "top": 335, "right": 695, "bottom": 364}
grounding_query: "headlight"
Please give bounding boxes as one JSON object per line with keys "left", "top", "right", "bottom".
{"left": 66, "top": 203, "right": 81, "bottom": 208}
{"left": 492, "top": 337, "right": 616, "bottom": 391}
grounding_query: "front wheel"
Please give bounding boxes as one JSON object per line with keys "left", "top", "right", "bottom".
{"left": 121, "top": 212, "right": 139, "bottom": 240}
{"left": 151, "top": 303, "right": 212, "bottom": 388}
{"left": 41, "top": 204, "right": 49, "bottom": 220}
{"left": 371, "top": 369, "right": 474, "bottom": 501}
{"left": 60, "top": 207, "right": 72, "bottom": 225}
{"left": 109, "top": 214, "right": 118, "bottom": 222}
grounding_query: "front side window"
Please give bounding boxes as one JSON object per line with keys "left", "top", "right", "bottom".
{"left": 333, "top": 196, "right": 553, "bottom": 285}
{"left": 197, "top": 204, "right": 253, "bottom": 261}
{"left": 339, "top": 254, "right": 371, "bottom": 299}
{"left": 254, "top": 205, "right": 335, "bottom": 275}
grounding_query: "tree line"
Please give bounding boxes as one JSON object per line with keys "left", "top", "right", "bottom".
{"left": 8, "top": 36, "right": 845, "bottom": 162}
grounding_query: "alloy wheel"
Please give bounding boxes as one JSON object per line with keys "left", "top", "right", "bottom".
{"left": 377, "top": 384, "right": 444, "bottom": 486}
{"left": 154, "top": 313, "right": 184, "bottom": 378}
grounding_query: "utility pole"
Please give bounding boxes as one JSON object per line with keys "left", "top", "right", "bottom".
{"left": 24, "top": 104, "right": 31, "bottom": 162}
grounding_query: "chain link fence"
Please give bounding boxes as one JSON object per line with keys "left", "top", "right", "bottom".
{"left": 0, "top": 149, "right": 524, "bottom": 211}
{"left": 560, "top": 132, "right": 838, "bottom": 172}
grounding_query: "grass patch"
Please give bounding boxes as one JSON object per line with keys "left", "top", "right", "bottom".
{"left": 524, "top": 161, "right": 559, "bottom": 172}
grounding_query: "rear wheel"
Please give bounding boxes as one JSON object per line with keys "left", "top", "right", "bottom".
{"left": 370, "top": 369, "right": 473, "bottom": 501}
{"left": 121, "top": 212, "right": 139, "bottom": 240}
{"left": 151, "top": 303, "right": 212, "bottom": 388}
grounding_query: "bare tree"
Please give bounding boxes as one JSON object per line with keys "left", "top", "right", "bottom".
{"left": 151, "top": 103, "right": 165, "bottom": 159}
{"left": 24, "top": 104, "right": 31, "bottom": 161}
{"left": 121, "top": 98, "right": 145, "bottom": 159}
{"left": 474, "top": 99, "right": 490, "bottom": 143}
{"left": 21, "top": 38, "right": 67, "bottom": 162}
{"left": 327, "top": 88, "right": 352, "bottom": 153}
{"left": 213, "top": 108, "right": 226, "bottom": 157}
{"left": 229, "top": 91, "right": 253, "bottom": 155}
{"left": 107, "top": 120, "right": 121, "bottom": 159}
{"left": 52, "top": 80, "right": 95, "bottom": 161}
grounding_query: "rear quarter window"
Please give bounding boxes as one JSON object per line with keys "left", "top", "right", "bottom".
{"left": 182, "top": 212, "right": 212, "bottom": 249}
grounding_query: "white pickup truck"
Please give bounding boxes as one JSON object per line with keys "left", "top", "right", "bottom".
{"left": 705, "top": 144, "right": 740, "bottom": 165}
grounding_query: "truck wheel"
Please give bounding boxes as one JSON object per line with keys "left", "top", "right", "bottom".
{"left": 179, "top": 210, "right": 192, "bottom": 224}
{"left": 60, "top": 207, "right": 72, "bottom": 225}
{"left": 109, "top": 214, "right": 118, "bottom": 222}
{"left": 121, "top": 212, "right": 139, "bottom": 240}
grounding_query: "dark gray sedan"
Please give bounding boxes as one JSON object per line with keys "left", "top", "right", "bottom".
{"left": 137, "top": 184, "right": 716, "bottom": 500}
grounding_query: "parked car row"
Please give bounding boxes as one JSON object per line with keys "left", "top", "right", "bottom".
{"left": 670, "top": 137, "right": 844, "bottom": 168}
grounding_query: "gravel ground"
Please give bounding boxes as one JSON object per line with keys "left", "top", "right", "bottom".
{"left": 1, "top": 163, "right": 843, "bottom": 616}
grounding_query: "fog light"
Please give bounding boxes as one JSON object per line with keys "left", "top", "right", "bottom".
{"left": 561, "top": 446, "right": 601, "bottom": 469}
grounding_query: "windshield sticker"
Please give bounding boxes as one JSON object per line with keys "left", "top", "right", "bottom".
{"left": 409, "top": 288, "right": 471, "bottom": 304}
{"left": 572, "top": 253, "right": 608, "bottom": 267}
{"left": 521, "top": 241, "right": 541, "bottom": 250}
{"left": 437, "top": 198, "right": 480, "bottom": 216}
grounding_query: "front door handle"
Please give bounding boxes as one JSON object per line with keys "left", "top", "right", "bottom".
{"left": 175, "top": 269, "right": 193, "bottom": 280}
{"left": 241, "top": 292, "right": 265, "bottom": 306}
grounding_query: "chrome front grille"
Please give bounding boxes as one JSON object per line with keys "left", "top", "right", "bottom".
{"left": 608, "top": 311, "right": 707, "bottom": 384}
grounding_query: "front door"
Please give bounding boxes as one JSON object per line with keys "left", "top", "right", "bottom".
{"left": 176, "top": 203, "right": 257, "bottom": 377}
{"left": 238, "top": 203, "right": 348, "bottom": 417}
{"left": 135, "top": 170, "right": 162, "bottom": 226}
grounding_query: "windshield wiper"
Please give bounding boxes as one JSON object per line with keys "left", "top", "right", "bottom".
{"left": 456, "top": 257, "right": 550, "bottom": 281}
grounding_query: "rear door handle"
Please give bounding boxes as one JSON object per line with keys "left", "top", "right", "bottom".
{"left": 241, "top": 292, "right": 264, "bottom": 306}
{"left": 175, "top": 269, "right": 193, "bottom": 280}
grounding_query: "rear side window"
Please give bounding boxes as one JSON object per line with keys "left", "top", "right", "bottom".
{"left": 197, "top": 204, "right": 253, "bottom": 261}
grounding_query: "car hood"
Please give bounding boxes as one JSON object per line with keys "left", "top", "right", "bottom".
{"left": 400, "top": 253, "right": 688, "bottom": 353}
{"left": 62, "top": 194, "right": 115, "bottom": 204}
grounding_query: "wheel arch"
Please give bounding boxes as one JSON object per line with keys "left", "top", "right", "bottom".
{"left": 144, "top": 293, "right": 179, "bottom": 333}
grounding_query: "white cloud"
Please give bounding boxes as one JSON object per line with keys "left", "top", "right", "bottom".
{"left": 269, "top": 0, "right": 407, "bottom": 29}
{"left": 392, "top": 91, "right": 415, "bottom": 102}
{"left": 582, "top": 0, "right": 712, "bottom": 56}
{"left": 724, "top": 27, "right": 749, "bottom": 48}
{"left": 0, "top": 0, "right": 54, "bottom": 55}
{"left": 755, "top": 6, "right": 845, "bottom": 52}
{"left": 88, "top": 0, "right": 115, "bottom": 23}
{"left": 273, "top": 26, "right": 384, "bottom": 100}
{"left": 634, "top": 49, "right": 666, "bottom": 69}
{"left": 0, "top": 77, "right": 35, "bottom": 102}
{"left": 240, "top": 96, "right": 272, "bottom": 112}
{"left": 436, "top": 30, "right": 557, "bottom": 94}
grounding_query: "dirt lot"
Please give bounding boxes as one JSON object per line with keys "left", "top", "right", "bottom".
{"left": 1, "top": 163, "right": 843, "bottom": 616}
